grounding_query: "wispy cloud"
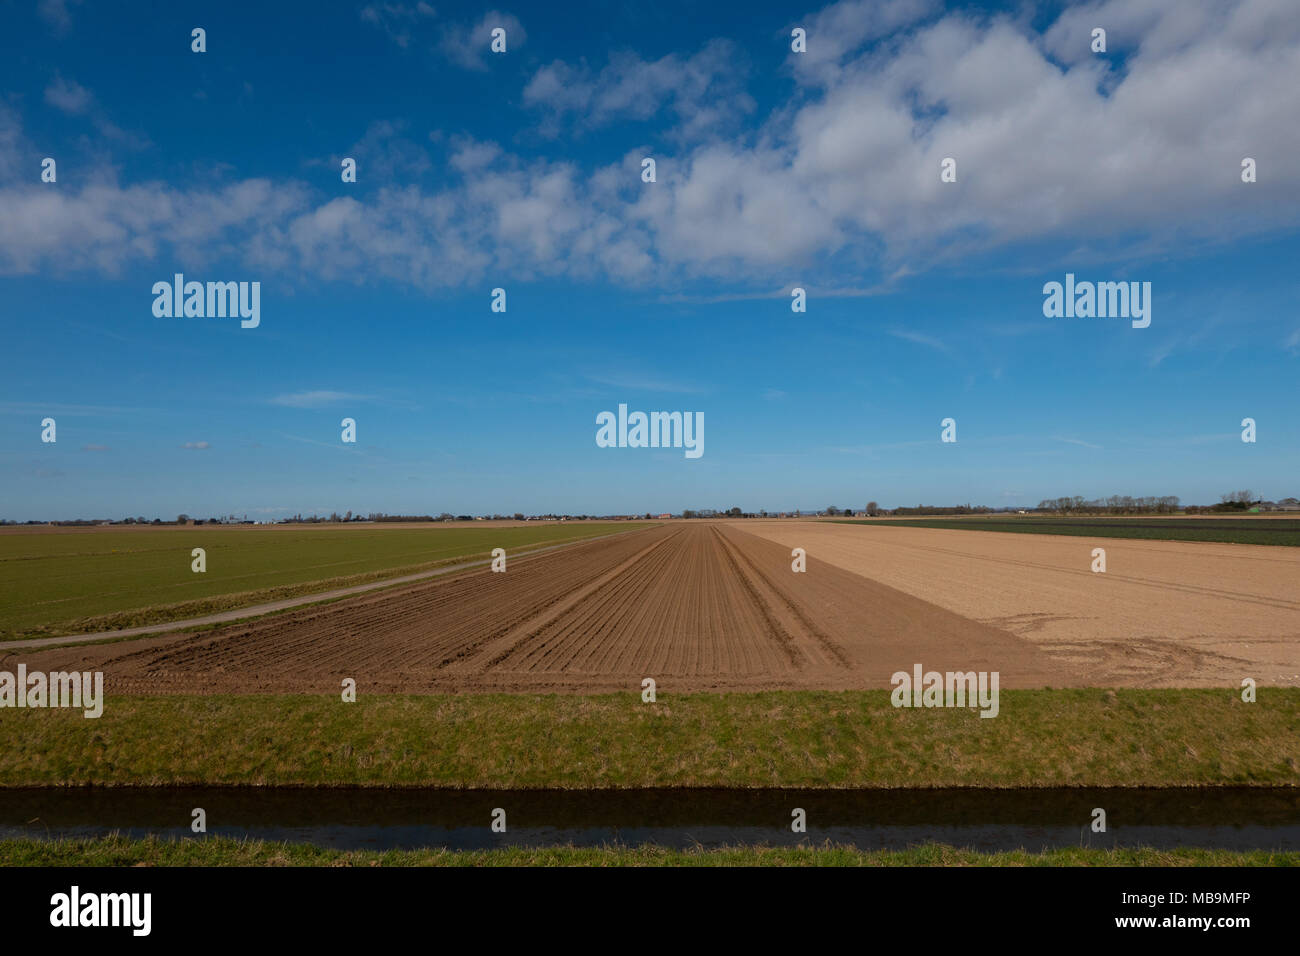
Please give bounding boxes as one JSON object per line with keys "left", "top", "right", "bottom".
{"left": 359, "top": 1, "right": 435, "bottom": 49}
{"left": 585, "top": 372, "right": 707, "bottom": 395}
{"left": 1051, "top": 436, "right": 1102, "bottom": 450}
{"left": 655, "top": 287, "right": 787, "bottom": 305}
{"left": 44, "top": 75, "right": 91, "bottom": 114}
{"left": 268, "top": 390, "right": 372, "bottom": 409}
{"left": 984, "top": 321, "right": 1046, "bottom": 337}
{"left": 440, "top": 11, "right": 525, "bottom": 71}
{"left": 1146, "top": 433, "right": 1234, "bottom": 447}
{"left": 524, "top": 38, "right": 749, "bottom": 139}
{"left": 826, "top": 440, "right": 932, "bottom": 454}
{"left": 37, "top": 0, "right": 81, "bottom": 33}
{"left": 182, "top": 441, "right": 210, "bottom": 450}
{"left": 40, "top": 74, "right": 149, "bottom": 147}
{"left": 887, "top": 328, "right": 950, "bottom": 354}
{"left": 657, "top": 283, "right": 893, "bottom": 305}
{"left": 280, "top": 433, "right": 366, "bottom": 455}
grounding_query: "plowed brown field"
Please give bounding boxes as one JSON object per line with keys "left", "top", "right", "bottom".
{"left": 6, "top": 523, "right": 1079, "bottom": 694}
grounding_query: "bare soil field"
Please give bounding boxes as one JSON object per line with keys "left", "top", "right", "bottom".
{"left": 738, "top": 520, "right": 1300, "bottom": 687}
{"left": 10, "top": 520, "right": 1292, "bottom": 693}
{"left": 6, "top": 523, "right": 1076, "bottom": 694}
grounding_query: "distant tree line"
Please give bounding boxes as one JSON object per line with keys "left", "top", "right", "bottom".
{"left": 1032, "top": 491, "right": 1298, "bottom": 515}
{"left": 1189, "top": 490, "right": 1264, "bottom": 513}
{"left": 13, "top": 490, "right": 1295, "bottom": 527}
{"left": 1036, "top": 495, "right": 1181, "bottom": 515}
{"left": 891, "top": 504, "right": 995, "bottom": 516}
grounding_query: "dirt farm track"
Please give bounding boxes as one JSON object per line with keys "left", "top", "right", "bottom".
{"left": 8, "top": 521, "right": 1299, "bottom": 693}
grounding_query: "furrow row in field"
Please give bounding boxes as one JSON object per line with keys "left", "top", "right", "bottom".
{"left": 711, "top": 524, "right": 852, "bottom": 669}
{"left": 490, "top": 522, "right": 799, "bottom": 677}
{"left": 32, "top": 525, "right": 670, "bottom": 693}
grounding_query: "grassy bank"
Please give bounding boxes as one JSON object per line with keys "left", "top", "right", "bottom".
{"left": 1, "top": 835, "right": 1294, "bottom": 866}
{"left": 1, "top": 689, "right": 1296, "bottom": 789}
{"left": 0, "top": 522, "right": 647, "bottom": 641}
{"left": 831, "top": 516, "right": 1300, "bottom": 546}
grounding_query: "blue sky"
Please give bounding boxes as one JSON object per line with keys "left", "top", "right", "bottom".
{"left": 2, "top": 0, "right": 1297, "bottom": 519}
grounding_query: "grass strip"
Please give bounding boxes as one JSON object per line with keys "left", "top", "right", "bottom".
{"left": 0, "top": 834, "right": 1294, "bottom": 866}
{"left": 1, "top": 689, "right": 1296, "bottom": 789}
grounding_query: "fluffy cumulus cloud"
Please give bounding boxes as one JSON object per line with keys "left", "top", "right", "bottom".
{"left": 0, "top": 174, "right": 307, "bottom": 276}
{"left": 788, "top": 0, "right": 941, "bottom": 75}
{"left": 660, "top": 0, "right": 1300, "bottom": 273}
{"left": 2, "top": 0, "right": 1297, "bottom": 289}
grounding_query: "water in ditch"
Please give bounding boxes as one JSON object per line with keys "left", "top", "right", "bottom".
{"left": 1, "top": 787, "right": 1297, "bottom": 852}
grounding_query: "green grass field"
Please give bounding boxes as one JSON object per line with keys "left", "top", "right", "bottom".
{"left": 2, "top": 689, "right": 1295, "bottom": 789}
{"left": 0, "top": 522, "right": 647, "bottom": 641}
{"left": 2, "top": 836, "right": 1293, "bottom": 867}
{"left": 832, "top": 516, "right": 1300, "bottom": 546}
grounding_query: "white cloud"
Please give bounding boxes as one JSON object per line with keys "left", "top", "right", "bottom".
{"left": 1042, "top": 0, "right": 1300, "bottom": 65}
{"left": 524, "top": 40, "right": 754, "bottom": 139}
{"left": 789, "top": 0, "right": 940, "bottom": 76}
{"left": 0, "top": 176, "right": 306, "bottom": 275}
{"left": 441, "top": 11, "right": 524, "bottom": 71}
{"left": 44, "top": 75, "right": 92, "bottom": 114}
{"left": 448, "top": 139, "right": 502, "bottom": 173}
{"left": 183, "top": 441, "right": 210, "bottom": 450}
{"left": 635, "top": 0, "right": 1300, "bottom": 273}
{"left": 2, "top": 0, "right": 1297, "bottom": 291}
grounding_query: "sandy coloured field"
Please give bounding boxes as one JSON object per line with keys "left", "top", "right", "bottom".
{"left": 7, "top": 521, "right": 1295, "bottom": 693}
{"left": 737, "top": 520, "right": 1300, "bottom": 687}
